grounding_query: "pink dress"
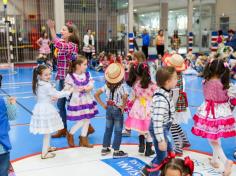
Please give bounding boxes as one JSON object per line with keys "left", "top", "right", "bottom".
{"left": 125, "top": 80, "right": 157, "bottom": 133}
{"left": 192, "top": 79, "right": 236, "bottom": 140}
{"left": 39, "top": 38, "right": 51, "bottom": 54}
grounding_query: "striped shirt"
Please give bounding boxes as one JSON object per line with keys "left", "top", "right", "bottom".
{"left": 150, "top": 88, "right": 175, "bottom": 141}
{"left": 53, "top": 37, "right": 78, "bottom": 80}
{"left": 101, "top": 83, "right": 128, "bottom": 107}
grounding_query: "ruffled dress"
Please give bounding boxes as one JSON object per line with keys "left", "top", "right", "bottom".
{"left": 30, "top": 80, "right": 70, "bottom": 134}
{"left": 191, "top": 79, "right": 236, "bottom": 140}
{"left": 65, "top": 72, "right": 98, "bottom": 121}
{"left": 125, "top": 80, "right": 157, "bottom": 133}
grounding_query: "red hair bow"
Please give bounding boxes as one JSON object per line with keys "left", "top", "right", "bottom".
{"left": 184, "top": 156, "right": 194, "bottom": 175}
{"left": 147, "top": 152, "right": 176, "bottom": 172}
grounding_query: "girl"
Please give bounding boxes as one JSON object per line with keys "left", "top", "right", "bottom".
{"left": 83, "top": 29, "right": 95, "bottom": 64}
{"left": 36, "top": 32, "right": 51, "bottom": 57}
{"left": 163, "top": 53, "right": 191, "bottom": 156}
{"left": 191, "top": 59, "right": 236, "bottom": 176}
{"left": 125, "top": 62, "right": 157, "bottom": 156}
{"left": 171, "top": 30, "right": 181, "bottom": 52}
{"left": 65, "top": 56, "right": 98, "bottom": 148}
{"left": 30, "top": 65, "right": 72, "bottom": 159}
{"left": 160, "top": 157, "right": 194, "bottom": 176}
{"left": 94, "top": 63, "right": 128, "bottom": 158}
{"left": 144, "top": 153, "right": 194, "bottom": 176}
{"left": 141, "top": 66, "right": 177, "bottom": 176}
{"left": 122, "top": 51, "right": 147, "bottom": 137}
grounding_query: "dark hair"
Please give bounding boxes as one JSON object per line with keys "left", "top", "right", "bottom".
{"left": 158, "top": 29, "right": 163, "bottom": 35}
{"left": 203, "top": 59, "right": 230, "bottom": 89}
{"left": 106, "top": 80, "right": 123, "bottom": 100}
{"left": 66, "top": 24, "right": 80, "bottom": 47}
{"left": 32, "top": 65, "right": 49, "bottom": 95}
{"left": 126, "top": 62, "right": 151, "bottom": 88}
{"left": 218, "top": 30, "right": 223, "bottom": 36}
{"left": 68, "top": 55, "right": 87, "bottom": 74}
{"left": 160, "top": 158, "right": 192, "bottom": 176}
{"left": 156, "top": 66, "right": 176, "bottom": 87}
{"left": 41, "top": 32, "right": 48, "bottom": 39}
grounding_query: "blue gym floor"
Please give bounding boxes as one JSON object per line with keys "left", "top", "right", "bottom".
{"left": 0, "top": 66, "right": 235, "bottom": 163}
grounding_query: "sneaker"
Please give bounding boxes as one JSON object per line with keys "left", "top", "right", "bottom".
{"left": 122, "top": 129, "right": 131, "bottom": 137}
{"left": 101, "top": 148, "right": 111, "bottom": 156}
{"left": 113, "top": 150, "right": 128, "bottom": 159}
{"left": 140, "top": 165, "right": 151, "bottom": 176}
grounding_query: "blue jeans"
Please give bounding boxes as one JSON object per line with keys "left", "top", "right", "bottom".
{"left": 103, "top": 106, "right": 124, "bottom": 150}
{"left": 149, "top": 122, "right": 173, "bottom": 176}
{"left": 0, "top": 152, "right": 9, "bottom": 176}
{"left": 57, "top": 80, "right": 67, "bottom": 129}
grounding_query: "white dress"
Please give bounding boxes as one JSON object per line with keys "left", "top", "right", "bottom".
{"left": 30, "top": 80, "right": 70, "bottom": 134}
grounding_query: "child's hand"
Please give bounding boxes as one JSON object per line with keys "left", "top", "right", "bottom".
{"left": 51, "top": 96, "right": 59, "bottom": 102}
{"left": 8, "top": 97, "right": 16, "bottom": 104}
{"left": 47, "top": 20, "right": 55, "bottom": 28}
{"left": 158, "top": 140, "right": 167, "bottom": 151}
{"left": 102, "top": 104, "right": 107, "bottom": 110}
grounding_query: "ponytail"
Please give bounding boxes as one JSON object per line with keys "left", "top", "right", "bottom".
{"left": 32, "top": 65, "right": 48, "bottom": 95}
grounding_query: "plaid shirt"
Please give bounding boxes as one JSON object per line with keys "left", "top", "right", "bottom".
{"left": 53, "top": 37, "right": 78, "bottom": 80}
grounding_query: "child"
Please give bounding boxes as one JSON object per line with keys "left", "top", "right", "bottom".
{"left": 191, "top": 59, "right": 236, "bottom": 176}
{"left": 94, "top": 63, "right": 128, "bottom": 158}
{"left": 0, "top": 95, "right": 16, "bottom": 176}
{"left": 30, "top": 65, "right": 72, "bottom": 159}
{"left": 47, "top": 19, "right": 80, "bottom": 138}
{"left": 65, "top": 56, "right": 98, "bottom": 148}
{"left": 160, "top": 157, "right": 194, "bottom": 176}
{"left": 162, "top": 53, "right": 191, "bottom": 156}
{"left": 141, "top": 66, "right": 177, "bottom": 176}
{"left": 122, "top": 51, "right": 147, "bottom": 137}
{"left": 125, "top": 62, "right": 157, "bottom": 156}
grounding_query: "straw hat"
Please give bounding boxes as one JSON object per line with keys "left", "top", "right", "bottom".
{"left": 162, "top": 53, "right": 187, "bottom": 71}
{"left": 105, "top": 63, "right": 125, "bottom": 84}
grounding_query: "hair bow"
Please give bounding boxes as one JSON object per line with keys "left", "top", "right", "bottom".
{"left": 147, "top": 152, "right": 176, "bottom": 172}
{"left": 224, "top": 62, "right": 229, "bottom": 68}
{"left": 184, "top": 156, "right": 194, "bottom": 175}
{"left": 66, "top": 21, "right": 73, "bottom": 26}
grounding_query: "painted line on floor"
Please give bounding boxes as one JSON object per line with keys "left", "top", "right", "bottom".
{"left": 0, "top": 88, "right": 33, "bottom": 115}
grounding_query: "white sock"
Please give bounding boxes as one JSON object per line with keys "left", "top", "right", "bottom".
{"left": 209, "top": 139, "right": 227, "bottom": 164}
{"left": 81, "top": 119, "right": 90, "bottom": 137}
{"left": 42, "top": 134, "right": 50, "bottom": 155}
{"left": 146, "top": 132, "right": 153, "bottom": 143}
{"left": 70, "top": 120, "right": 84, "bottom": 135}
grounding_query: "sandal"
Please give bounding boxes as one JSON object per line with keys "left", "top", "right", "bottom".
{"left": 41, "top": 152, "right": 56, "bottom": 159}
{"left": 48, "top": 147, "right": 57, "bottom": 152}
{"left": 223, "top": 160, "right": 233, "bottom": 176}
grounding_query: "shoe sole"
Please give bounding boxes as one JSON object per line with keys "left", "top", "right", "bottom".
{"left": 113, "top": 155, "right": 128, "bottom": 159}
{"left": 101, "top": 152, "right": 111, "bottom": 156}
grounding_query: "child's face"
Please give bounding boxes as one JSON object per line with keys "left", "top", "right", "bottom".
{"left": 166, "top": 72, "right": 178, "bottom": 89}
{"left": 40, "top": 68, "right": 51, "bottom": 82}
{"left": 76, "top": 60, "right": 88, "bottom": 73}
{"left": 165, "top": 168, "right": 182, "bottom": 176}
{"left": 61, "top": 26, "right": 71, "bottom": 40}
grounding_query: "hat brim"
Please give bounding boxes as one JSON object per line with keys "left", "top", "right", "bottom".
{"left": 163, "top": 56, "right": 187, "bottom": 72}
{"left": 105, "top": 64, "right": 125, "bottom": 84}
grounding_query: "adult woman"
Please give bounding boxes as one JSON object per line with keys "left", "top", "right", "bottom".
{"left": 156, "top": 29, "right": 165, "bottom": 57}
{"left": 83, "top": 29, "right": 95, "bottom": 63}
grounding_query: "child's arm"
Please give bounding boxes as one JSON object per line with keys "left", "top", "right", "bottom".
{"left": 5, "top": 97, "right": 17, "bottom": 121}
{"left": 47, "top": 20, "right": 57, "bottom": 40}
{"left": 120, "top": 94, "right": 128, "bottom": 113}
{"left": 94, "top": 88, "right": 107, "bottom": 110}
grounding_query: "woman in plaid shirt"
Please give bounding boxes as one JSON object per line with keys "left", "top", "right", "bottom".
{"left": 47, "top": 20, "right": 79, "bottom": 138}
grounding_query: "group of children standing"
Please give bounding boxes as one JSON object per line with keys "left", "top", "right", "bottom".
{"left": 3, "top": 19, "right": 232, "bottom": 176}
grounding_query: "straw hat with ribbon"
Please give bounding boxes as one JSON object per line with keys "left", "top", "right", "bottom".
{"left": 162, "top": 53, "right": 187, "bottom": 72}
{"left": 105, "top": 63, "right": 125, "bottom": 84}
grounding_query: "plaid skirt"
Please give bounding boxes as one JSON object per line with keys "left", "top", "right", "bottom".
{"left": 176, "top": 91, "right": 188, "bottom": 112}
